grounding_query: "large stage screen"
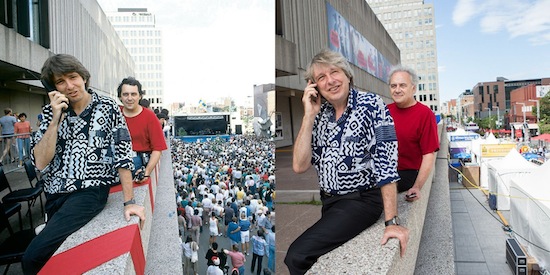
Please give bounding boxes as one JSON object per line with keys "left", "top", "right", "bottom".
{"left": 174, "top": 114, "right": 230, "bottom": 136}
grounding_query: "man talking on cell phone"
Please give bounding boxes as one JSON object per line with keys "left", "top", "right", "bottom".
{"left": 22, "top": 54, "right": 145, "bottom": 274}
{"left": 284, "top": 49, "right": 409, "bottom": 274}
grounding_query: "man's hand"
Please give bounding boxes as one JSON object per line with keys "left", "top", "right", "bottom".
{"left": 405, "top": 186, "right": 421, "bottom": 202}
{"left": 380, "top": 225, "right": 409, "bottom": 257}
{"left": 124, "top": 204, "right": 146, "bottom": 229}
{"left": 302, "top": 80, "right": 322, "bottom": 117}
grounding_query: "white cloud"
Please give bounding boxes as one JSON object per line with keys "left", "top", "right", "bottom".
{"left": 452, "top": 0, "right": 480, "bottom": 26}
{"left": 452, "top": 0, "right": 550, "bottom": 44}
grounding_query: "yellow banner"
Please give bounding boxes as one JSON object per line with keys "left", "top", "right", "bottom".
{"left": 481, "top": 143, "right": 517, "bottom": 157}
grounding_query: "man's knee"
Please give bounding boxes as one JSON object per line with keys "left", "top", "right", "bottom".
{"left": 284, "top": 240, "right": 311, "bottom": 275}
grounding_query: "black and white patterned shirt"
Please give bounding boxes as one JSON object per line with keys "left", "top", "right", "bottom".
{"left": 31, "top": 90, "right": 134, "bottom": 194}
{"left": 311, "top": 89, "right": 400, "bottom": 195}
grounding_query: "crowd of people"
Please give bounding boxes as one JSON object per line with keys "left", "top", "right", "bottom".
{"left": 172, "top": 135, "right": 276, "bottom": 275}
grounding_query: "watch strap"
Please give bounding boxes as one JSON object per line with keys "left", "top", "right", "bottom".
{"left": 123, "top": 198, "right": 136, "bottom": 206}
{"left": 384, "top": 216, "right": 399, "bottom": 226}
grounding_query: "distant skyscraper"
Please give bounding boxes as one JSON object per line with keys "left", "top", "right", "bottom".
{"left": 366, "top": 0, "right": 440, "bottom": 112}
{"left": 105, "top": 8, "right": 164, "bottom": 111}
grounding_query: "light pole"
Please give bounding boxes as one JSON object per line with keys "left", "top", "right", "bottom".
{"left": 528, "top": 99, "right": 540, "bottom": 135}
{"left": 485, "top": 107, "right": 492, "bottom": 130}
{"left": 516, "top": 102, "right": 527, "bottom": 142}
{"left": 528, "top": 99, "right": 540, "bottom": 123}
{"left": 492, "top": 106, "right": 500, "bottom": 128}
{"left": 515, "top": 102, "right": 526, "bottom": 123}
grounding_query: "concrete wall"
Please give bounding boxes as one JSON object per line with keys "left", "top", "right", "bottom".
{"left": 0, "top": 0, "right": 134, "bottom": 122}
{"left": 307, "top": 124, "right": 455, "bottom": 274}
{"left": 275, "top": 0, "right": 400, "bottom": 148}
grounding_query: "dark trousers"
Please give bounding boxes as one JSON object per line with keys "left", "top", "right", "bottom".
{"left": 22, "top": 185, "right": 110, "bottom": 274}
{"left": 397, "top": 170, "right": 419, "bottom": 192}
{"left": 284, "top": 188, "right": 383, "bottom": 275}
{"left": 251, "top": 253, "right": 264, "bottom": 275}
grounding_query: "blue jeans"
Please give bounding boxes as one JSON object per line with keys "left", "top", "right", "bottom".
{"left": 22, "top": 185, "right": 110, "bottom": 274}
{"left": 17, "top": 137, "right": 31, "bottom": 161}
{"left": 251, "top": 253, "right": 263, "bottom": 275}
{"left": 268, "top": 245, "right": 275, "bottom": 271}
{"left": 132, "top": 156, "right": 144, "bottom": 178}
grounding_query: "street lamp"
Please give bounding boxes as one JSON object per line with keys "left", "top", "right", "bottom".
{"left": 515, "top": 102, "right": 526, "bottom": 123}
{"left": 528, "top": 99, "right": 540, "bottom": 123}
{"left": 492, "top": 106, "right": 500, "bottom": 128}
{"left": 485, "top": 107, "right": 492, "bottom": 130}
{"left": 516, "top": 102, "right": 528, "bottom": 142}
{"left": 528, "top": 99, "right": 540, "bottom": 135}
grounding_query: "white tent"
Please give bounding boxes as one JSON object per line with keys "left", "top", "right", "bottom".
{"left": 475, "top": 138, "right": 518, "bottom": 189}
{"left": 486, "top": 149, "right": 538, "bottom": 210}
{"left": 509, "top": 161, "right": 550, "bottom": 271}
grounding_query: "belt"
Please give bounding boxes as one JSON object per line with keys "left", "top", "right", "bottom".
{"left": 320, "top": 190, "right": 335, "bottom": 199}
{"left": 320, "top": 188, "right": 372, "bottom": 199}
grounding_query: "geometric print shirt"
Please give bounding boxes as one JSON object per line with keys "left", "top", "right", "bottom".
{"left": 31, "top": 90, "right": 134, "bottom": 194}
{"left": 311, "top": 89, "right": 400, "bottom": 195}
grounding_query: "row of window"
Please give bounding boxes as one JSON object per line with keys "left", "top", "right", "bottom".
{"left": 393, "top": 29, "right": 435, "bottom": 40}
{"left": 403, "top": 50, "right": 436, "bottom": 60}
{"left": 380, "top": 7, "right": 433, "bottom": 20}
{"left": 122, "top": 38, "right": 162, "bottom": 45}
{"left": 144, "top": 96, "right": 163, "bottom": 104}
{"left": 129, "top": 47, "right": 162, "bottom": 54}
{"left": 118, "top": 29, "right": 161, "bottom": 37}
{"left": 109, "top": 15, "right": 154, "bottom": 23}
{"left": 385, "top": 17, "right": 433, "bottom": 30}
{"left": 131, "top": 55, "right": 162, "bottom": 62}
{"left": 417, "top": 82, "right": 437, "bottom": 91}
{"left": 398, "top": 39, "right": 435, "bottom": 49}
{"left": 137, "top": 64, "right": 163, "bottom": 71}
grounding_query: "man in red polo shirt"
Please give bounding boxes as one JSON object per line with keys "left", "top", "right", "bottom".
{"left": 118, "top": 77, "right": 167, "bottom": 182}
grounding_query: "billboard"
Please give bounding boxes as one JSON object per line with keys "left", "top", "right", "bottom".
{"left": 326, "top": 3, "right": 393, "bottom": 83}
{"left": 480, "top": 144, "right": 517, "bottom": 158}
{"left": 536, "top": 85, "right": 550, "bottom": 98}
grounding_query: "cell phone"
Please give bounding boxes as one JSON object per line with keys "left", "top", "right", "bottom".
{"left": 310, "top": 83, "right": 322, "bottom": 102}
{"left": 42, "top": 79, "right": 70, "bottom": 113}
{"left": 41, "top": 79, "right": 56, "bottom": 92}
{"left": 405, "top": 193, "right": 417, "bottom": 199}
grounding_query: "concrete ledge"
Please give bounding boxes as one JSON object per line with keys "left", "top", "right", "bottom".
{"left": 414, "top": 131, "right": 455, "bottom": 273}
{"left": 39, "top": 168, "right": 158, "bottom": 274}
{"left": 308, "top": 124, "right": 446, "bottom": 274}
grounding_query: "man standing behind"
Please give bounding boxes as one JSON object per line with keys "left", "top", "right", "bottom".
{"left": 23, "top": 54, "right": 145, "bottom": 273}
{"left": 387, "top": 65, "right": 439, "bottom": 201}
{"left": 117, "top": 77, "right": 167, "bottom": 182}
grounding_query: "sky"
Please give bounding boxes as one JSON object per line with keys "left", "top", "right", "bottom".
{"left": 96, "top": 0, "right": 274, "bottom": 107}
{"left": 95, "top": 0, "right": 550, "bottom": 107}
{"left": 430, "top": 0, "right": 550, "bottom": 103}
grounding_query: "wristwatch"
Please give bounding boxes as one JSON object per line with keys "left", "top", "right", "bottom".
{"left": 384, "top": 216, "right": 400, "bottom": 227}
{"left": 123, "top": 198, "right": 136, "bottom": 206}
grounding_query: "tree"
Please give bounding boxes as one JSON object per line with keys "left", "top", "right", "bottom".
{"left": 538, "top": 93, "right": 550, "bottom": 125}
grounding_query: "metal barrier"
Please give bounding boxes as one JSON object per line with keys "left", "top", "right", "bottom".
{"left": 0, "top": 133, "right": 32, "bottom": 173}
